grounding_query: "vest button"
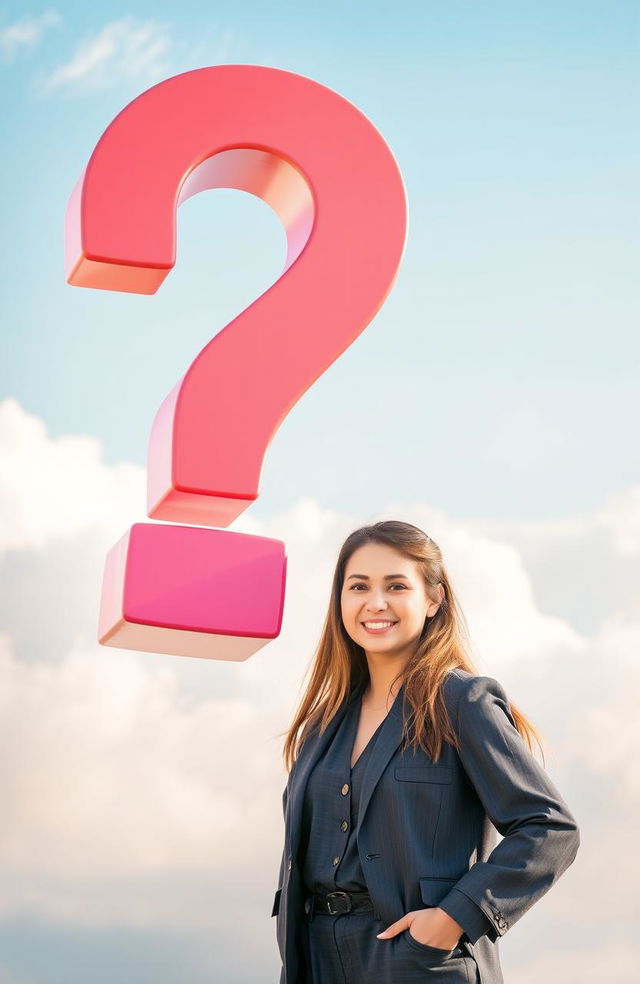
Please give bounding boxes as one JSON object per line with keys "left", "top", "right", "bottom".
{"left": 332, "top": 856, "right": 340, "bottom": 865}
{"left": 341, "top": 820, "right": 348, "bottom": 831}
{"left": 341, "top": 783, "right": 350, "bottom": 795}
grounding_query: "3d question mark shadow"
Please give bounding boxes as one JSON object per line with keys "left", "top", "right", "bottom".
{"left": 65, "top": 65, "right": 407, "bottom": 661}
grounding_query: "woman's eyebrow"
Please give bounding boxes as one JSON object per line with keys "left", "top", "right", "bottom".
{"left": 346, "top": 573, "right": 410, "bottom": 580}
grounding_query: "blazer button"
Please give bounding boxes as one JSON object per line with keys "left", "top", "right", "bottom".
{"left": 341, "top": 783, "right": 350, "bottom": 795}
{"left": 341, "top": 820, "right": 349, "bottom": 831}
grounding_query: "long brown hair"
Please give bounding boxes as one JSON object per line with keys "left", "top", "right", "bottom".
{"left": 280, "top": 520, "right": 543, "bottom": 774}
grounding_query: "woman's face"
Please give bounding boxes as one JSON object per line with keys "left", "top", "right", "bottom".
{"left": 340, "top": 541, "right": 442, "bottom": 663}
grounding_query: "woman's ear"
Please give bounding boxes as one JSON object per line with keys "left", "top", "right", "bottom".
{"left": 430, "top": 582, "right": 445, "bottom": 615}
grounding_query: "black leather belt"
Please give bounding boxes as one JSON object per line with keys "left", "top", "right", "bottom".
{"left": 305, "top": 889, "right": 374, "bottom": 916}
{"left": 304, "top": 889, "right": 469, "bottom": 957}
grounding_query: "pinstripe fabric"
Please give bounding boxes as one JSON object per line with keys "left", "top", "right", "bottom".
{"left": 272, "top": 668, "right": 580, "bottom": 984}
{"left": 300, "top": 684, "right": 384, "bottom": 895}
{"left": 301, "top": 907, "right": 474, "bottom": 984}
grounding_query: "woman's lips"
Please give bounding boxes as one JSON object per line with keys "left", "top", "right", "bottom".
{"left": 360, "top": 621, "right": 398, "bottom": 634}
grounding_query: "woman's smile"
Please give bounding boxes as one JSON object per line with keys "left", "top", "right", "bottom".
{"left": 360, "top": 620, "right": 399, "bottom": 634}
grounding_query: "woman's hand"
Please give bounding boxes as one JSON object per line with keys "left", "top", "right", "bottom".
{"left": 376, "top": 906, "right": 464, "bottom": 949}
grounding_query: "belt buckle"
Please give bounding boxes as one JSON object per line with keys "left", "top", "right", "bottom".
{"left": 326, "top": 891, "right": 351, "bottom": 914}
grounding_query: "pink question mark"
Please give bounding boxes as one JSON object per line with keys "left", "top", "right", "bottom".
{"left": 65, "top": 65, "right": 407, "bottom": 661}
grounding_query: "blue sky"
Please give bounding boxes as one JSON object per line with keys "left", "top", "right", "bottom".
{"left": 0, "top": 4, "right": 638, "bottom": 983}
{"left": 1, "top": 1, "right": 637, "bottom": 524}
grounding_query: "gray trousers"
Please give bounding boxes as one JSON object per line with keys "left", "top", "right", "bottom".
{"left": 301, "top": 903, "right": 479, "bottom": 983}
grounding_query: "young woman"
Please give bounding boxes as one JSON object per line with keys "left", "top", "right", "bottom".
{"left": 272, "top": 521, "right": 580, "bottom": 984}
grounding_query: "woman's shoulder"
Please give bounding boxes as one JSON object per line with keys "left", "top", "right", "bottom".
{"left": 441, "top": 667, "right": 509, "bottom": 712}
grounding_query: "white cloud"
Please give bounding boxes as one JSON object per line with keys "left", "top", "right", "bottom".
{"left": 0, "top": 634, "right": 273, "bottom": 879}
{"left": 0, "top": 396, "right": 638, "bottom": 976}
{"left": 37, "top": 16, "right": 173, "bottom": 95}
{"left": 0, "top": 9, "right": 61, "bottom": 63}
{"left": 34, "top": 16, "right": 238, "bottom": 97}
{"left": 0, "top": 396, "right": 144, "bottom": 553}
{"left": 595, "top": 486, "right": 640, "bottom": 557}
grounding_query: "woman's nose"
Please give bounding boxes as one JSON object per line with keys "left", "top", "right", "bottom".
{"left": 366, "top": 596, "right": 389, "bottom": 611}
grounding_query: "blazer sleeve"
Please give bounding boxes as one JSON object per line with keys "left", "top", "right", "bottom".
{"left": 437, "top": 675, "right": 580, "bottom": 945}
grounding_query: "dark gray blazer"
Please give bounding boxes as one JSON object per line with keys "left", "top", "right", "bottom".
{"left": 272, "top": 667, "right": 580, "bottom": 984}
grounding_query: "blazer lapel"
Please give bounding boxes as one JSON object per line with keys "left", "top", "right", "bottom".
{"left": 288, "top": 678, "right": 366, "bottom": 860}
{"left": 356, "top": 679, "right": 406, "bottom": 833}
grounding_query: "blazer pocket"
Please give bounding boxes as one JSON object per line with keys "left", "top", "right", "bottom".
{"left": 394, "top": 765, "right": 453, "bottom": 784}
{"left": 271, "top": 888, "right": 282, "bottom": 917}
{"left": 419, "top": 876, "right": 458, "bottom": 907}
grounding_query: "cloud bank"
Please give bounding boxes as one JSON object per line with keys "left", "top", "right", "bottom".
{"left": 0, "top": 396, "right": 636, "bottom": 980}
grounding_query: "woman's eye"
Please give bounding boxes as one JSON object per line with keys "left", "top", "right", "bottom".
{"left": 350, "top": 583, "right": 406, "bottom": 590}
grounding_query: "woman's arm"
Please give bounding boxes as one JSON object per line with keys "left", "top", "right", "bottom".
{"left": 437, "top": 674, "right": 580, "bottom": 944}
